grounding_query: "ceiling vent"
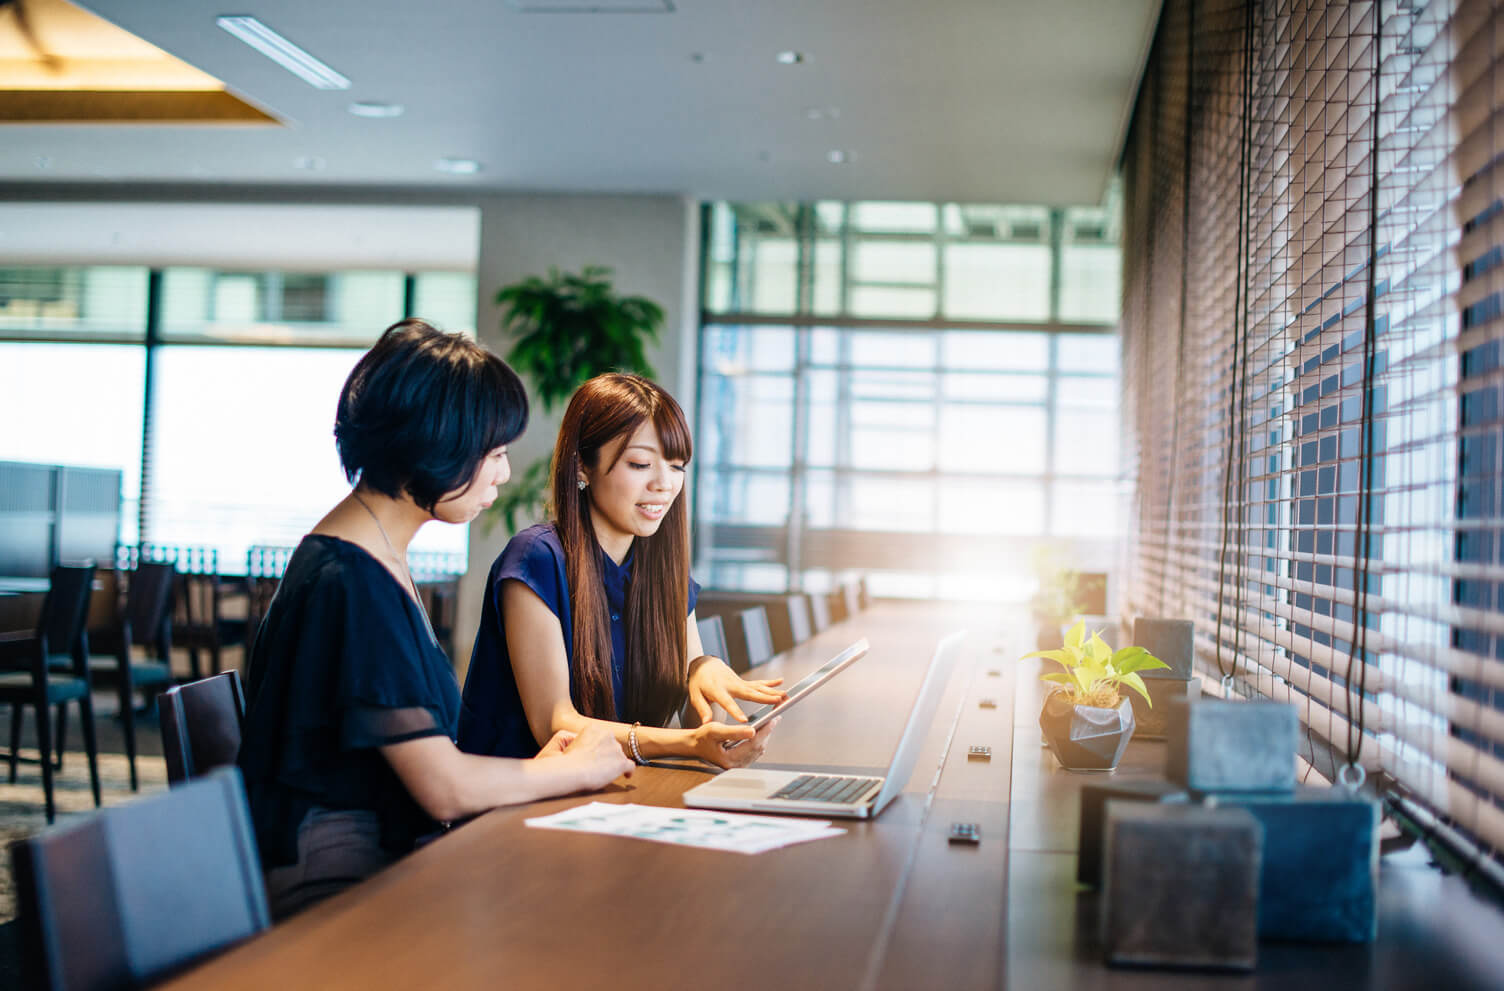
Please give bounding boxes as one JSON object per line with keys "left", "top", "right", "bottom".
{"left": 507, "top": 0, "right": 675, "bottom": 11}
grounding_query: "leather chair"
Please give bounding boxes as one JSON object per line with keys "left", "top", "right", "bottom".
{"left": 0, "top": 564, "right": 103, "bottom": 823}
{"left": 83, "top": 561, "right": 177, "bottom": 791}
{"left": 736, "top": 606, "right": 776, "bottom": 672}
{"left": 170, "top": 547, "right": 248, "bottom": 682}
{"left": 244, "top": 545, "right": 294, "bottom": 660}
{"left": 838, "top": 580, "right": 862, "bottom": 621}
{"left": 781, "top": 594, "right": 813, "bottom": 648}
{"left": 10, "top": 766, "right": 270, "bottom": 991}
{"left": 695, "top": 614, "right": 729, "bottom": 666}
{"left": 807, "top": 592, "right": 832, "bottom": 634}
{"left": 159, "top": 671, "right": 246, "bottom": 786}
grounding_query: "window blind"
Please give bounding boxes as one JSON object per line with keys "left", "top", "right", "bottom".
{"left": 1122, "top": 0, "right": 1504, "bottom": 869}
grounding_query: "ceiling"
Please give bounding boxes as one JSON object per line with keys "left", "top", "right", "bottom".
{"left": 1, "top": 0, "right": 1161, "bottom": 205}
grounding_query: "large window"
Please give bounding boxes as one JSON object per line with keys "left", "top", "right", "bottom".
{"left": 1120, "top": 0, "right": 1504, "bottom": 875}
{"left": 696, "top": 202, "right": 1122, "bottom": 600}
{"left": 0, "top": 266, "right": 477, "bottom": 573}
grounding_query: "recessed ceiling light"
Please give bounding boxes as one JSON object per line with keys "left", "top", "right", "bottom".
{"left": 216, "top": 15, "right": 351, "bottom": 90}
{"left": 348, "top": 100, "right": 404, "bottom": 118}
{"left": 293, "top": 155, "right": 327, "bottom": 171}
{"left": 826, "top": 150, "right": 850, "bottom": 164}
{"left": 434, "top": 157, "right": 482, "bottom": 175}
{"left": 776, "top": 50, "right": 804, "bottom": 65}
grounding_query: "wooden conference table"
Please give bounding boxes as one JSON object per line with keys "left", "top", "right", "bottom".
{"left": 164, "top": 601, "right": 1019, "bottom": 991}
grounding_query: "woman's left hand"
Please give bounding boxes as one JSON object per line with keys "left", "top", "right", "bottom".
{"left": 686, "top": 656, "right": 786, "bottom": 724}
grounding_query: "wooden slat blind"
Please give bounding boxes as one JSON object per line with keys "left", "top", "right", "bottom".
{"left": 1122, "top": 0, "right": 1504, "bottom": 866}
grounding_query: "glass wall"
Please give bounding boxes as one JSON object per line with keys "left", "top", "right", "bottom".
{"left": 0, "top": 266, "right": 477, "bottom": 573}
{"left": 696, "top": 201, "right": 1122, "bottom": 601}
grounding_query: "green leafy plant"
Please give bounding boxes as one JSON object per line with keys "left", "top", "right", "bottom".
{"left": 498, "top": 265, "right": 663, "bottom": 410}
{"left": 1024, "top": 620, "right": 1170, "bottom": 709}
{"left": 484, "top": 266, "right": 664, "bottom": 533}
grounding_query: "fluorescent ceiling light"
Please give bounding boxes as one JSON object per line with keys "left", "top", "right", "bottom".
{"left": 348, "top": 101, "right": 404, "bottom": 118}
{"left": 216, "top": 15, "right": 351, "bottom": 90}
{"left": 434, "top": 157, "right": 482, "bottom": 175}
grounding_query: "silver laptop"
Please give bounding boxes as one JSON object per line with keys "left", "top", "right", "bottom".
{"left": 683, "top": 630, "right": 967, "bottom": 819}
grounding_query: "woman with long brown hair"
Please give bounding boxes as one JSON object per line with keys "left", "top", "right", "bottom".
{"left": 459, "top": 373, "right": 785, "bottom": 766}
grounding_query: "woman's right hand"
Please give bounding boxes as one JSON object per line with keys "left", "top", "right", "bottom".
{"left": 689, "top": 719, "right": 777, "bottom": 769}
{"left": 554, "top": 724, "right": 634, "bottom": 790}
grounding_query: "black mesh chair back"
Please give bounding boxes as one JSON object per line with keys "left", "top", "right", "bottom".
{"left": 737, "top": 606, "right": 776, "bottom": 670}
{"left": 160, "top": 671, "right": 246, "bottom": 786}
{"left": 696, "top": 614, "right": 728, "bottom": 665}
{"left": 808, "top": 592, "right": 832, "bottom": 633}
{"left": 10, "top": 767, "right": 270, "bottom": 991}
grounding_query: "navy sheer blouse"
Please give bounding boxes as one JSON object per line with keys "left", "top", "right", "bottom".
{"left": 458, "top": 523, "right": 699, "bottom": 758}
{"left": 237, "top": 535, "right": 461, "bottom": 869}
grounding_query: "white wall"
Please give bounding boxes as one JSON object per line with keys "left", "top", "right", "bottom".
{"left": 454, "top": 193, "right": 700, "bottom": 677}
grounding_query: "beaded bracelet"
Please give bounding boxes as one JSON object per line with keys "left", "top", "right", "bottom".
{"left": 628, "top": 721, "right": 646, "bottom": 765}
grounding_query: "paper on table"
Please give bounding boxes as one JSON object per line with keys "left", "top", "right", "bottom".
{"left": 524, "top": 802, "right": 844, "bottom": 854}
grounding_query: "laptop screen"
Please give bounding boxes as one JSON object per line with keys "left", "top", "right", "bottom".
{"left": 870, "top": 630, "right": 968, "bottom": 815}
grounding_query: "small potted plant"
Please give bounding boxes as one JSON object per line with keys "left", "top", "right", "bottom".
{"left": 1025, "top": 621, "right": 1169, "bottom": 771}
{"left": 1028, "top": 546, "right": 1084, "bottom": 651}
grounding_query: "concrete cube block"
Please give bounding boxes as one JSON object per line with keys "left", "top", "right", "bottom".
{"left": 1102, "top": 802, "right": 1261, "bottom": 971}
{"left": 1227, "top": 786, "right": 1380, "bottom": 942}
{"left": 1132, "top": 618, "right": 1195, "bottom": 680}
{"left": 1076, "top": 778, "right": 1188, "bottom": 887}
{"left": 1166, "top": 699, "right": 1297, "bottom": 794}
{"left": 1129, "top": 677, "right": 1201, "bottom": 741}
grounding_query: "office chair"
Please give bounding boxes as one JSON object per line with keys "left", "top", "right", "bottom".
{"left": 807, "top": 592, "right": 832, "bottom": 634}
{"left": 0, "top": 564, "right": 103, "bottom": 823}
{"left": 696, "top": 614, "right": 729, "bottom": 666}
{"left": 780, "top": 594, "right": 813, "bottom": 649}
{"left": 82, "top": 561, "right": 177, "bottom": 791}
{"left": 159, "top": 671, "right": 246, "bottom": 786}
{"left": 10, "top": 766, "right": 270, "bottom": 991}
{"left": 736, "top": 606, "right": 776, "bottom": 671}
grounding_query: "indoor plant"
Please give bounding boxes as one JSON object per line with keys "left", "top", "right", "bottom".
{"left": 484, "top": 265, "right": 665, "bottom": 533}
{"left": 1025, "top": 621, "right": 1169, "bottom": 771}
{"left": 1028, "top": 546, "right": 1084, "bottom": 651}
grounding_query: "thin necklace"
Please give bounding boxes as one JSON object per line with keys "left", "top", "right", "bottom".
{"left": 350, "top": 491, "right": 433, "bottom": 634}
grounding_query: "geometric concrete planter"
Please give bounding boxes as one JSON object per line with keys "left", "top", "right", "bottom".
{"left": 1128, "top": 676, "right": 1200, "bottom": 740}
{"left": 1039, "top": 694, "right": 1135, "bottom": 771}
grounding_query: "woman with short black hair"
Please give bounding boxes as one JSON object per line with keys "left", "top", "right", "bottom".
{"left": 238, "top": 319, "right": 631, "bottom": 919}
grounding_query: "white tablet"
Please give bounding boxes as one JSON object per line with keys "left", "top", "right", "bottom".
{"left": 724, "top": 638, "right": 870, "bottom": 744}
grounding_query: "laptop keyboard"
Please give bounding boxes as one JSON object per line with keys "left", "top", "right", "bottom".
{"left": 771, "top": 774, "right": 881, "bottom": 805}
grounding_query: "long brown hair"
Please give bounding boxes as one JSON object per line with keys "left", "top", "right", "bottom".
{"left": 550, "top": 373, "right": 693, "bottom": 726}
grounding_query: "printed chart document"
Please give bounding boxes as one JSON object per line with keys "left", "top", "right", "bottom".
{"left": 524, "top": 802, "right": 844, "bottom": 854}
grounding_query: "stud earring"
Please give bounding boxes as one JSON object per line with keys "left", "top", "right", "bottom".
{"left": 578, "top": 479, "right": 587, "bottom": 491}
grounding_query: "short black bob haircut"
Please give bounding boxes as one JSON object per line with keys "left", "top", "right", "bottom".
{"left": 335, "top": 319, "right": 529, "bottom": 513}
